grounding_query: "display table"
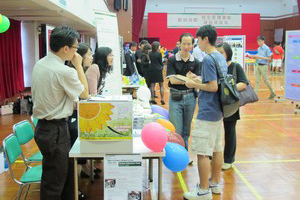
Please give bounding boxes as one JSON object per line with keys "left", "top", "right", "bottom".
{"left": 245, "top": 58, "right": 256, "bottom": 73}
{"left": 69, "top": 137, "right": 165, "bottom": 200}
{"left": 122, "top": 84, "right": 142, "bottom": 89}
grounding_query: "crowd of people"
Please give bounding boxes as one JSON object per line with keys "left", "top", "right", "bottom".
{"left": 31, "top": 24, "right": 283, "bottom": 200}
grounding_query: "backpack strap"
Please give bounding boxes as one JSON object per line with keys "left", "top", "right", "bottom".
{"left": 232, "top": 62, "right": 237, "bottom": 81}
{"left": 208, "top": 54, "right": 224, "bottom": 80}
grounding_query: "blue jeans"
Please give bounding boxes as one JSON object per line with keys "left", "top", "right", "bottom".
{"left": 169, "top": 92, "right": 196, "bottom": 150}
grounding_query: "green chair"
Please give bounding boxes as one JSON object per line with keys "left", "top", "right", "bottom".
{"left": 13, "top": 120, "right": 43, "bottom": 163}
{"left": 30, "top": 116, "right": 38, "bottom": 127}
{"left": 3, "top": 134, "right": 42, "bottom": 200}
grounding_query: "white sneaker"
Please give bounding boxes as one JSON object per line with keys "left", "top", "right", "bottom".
{"left": 183, "top": 188, "right": 212, "bottom": 200}
{"left": 209, "top": 180, "right": 222, "bottom": 194}
{"left": 222, "top": 163, "right": 232, "bottom": 170}
{"left": 196, "top": 179, "right": 222, "bottom": 194}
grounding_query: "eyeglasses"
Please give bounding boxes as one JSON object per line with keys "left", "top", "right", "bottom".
{"left": 71, "top": 46, "right": 79, "bottom": 49}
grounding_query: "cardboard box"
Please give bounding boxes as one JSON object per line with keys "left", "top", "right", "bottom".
{"left": 78, "top": 95, "right": 133, "bottom": 153}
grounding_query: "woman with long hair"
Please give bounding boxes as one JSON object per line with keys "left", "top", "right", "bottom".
{"left": 85, "top": 47, "right": 114, "bottom": 95}
{"left": 69, "top": 43, "right": 93, "bottom": 73}
{"left": 68, "top": 43, "right": 93, "bottom": 199}
{"left": 216, "top": 42, "right": 248, "bottom": 170}
{"left": 140, "top": 43, "right": 152, "bottom": 91}
{"left": 68, "top": 43, "right": 93, "bottom": 145}
{"left": 149, "top": 41, "right": 165, "bottom": 105}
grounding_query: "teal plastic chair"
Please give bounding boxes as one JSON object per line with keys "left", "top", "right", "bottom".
{"left": 30, "top": 116, "right": 38, "bottom": 127}
{"left": 13, "top": 120, "right": 43, "bottom": 163}
{"left": 3, "top": 134, "right": 42, "bottom": 200}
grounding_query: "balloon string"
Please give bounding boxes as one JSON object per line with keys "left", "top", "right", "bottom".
{"left": 177, "top": 172, "right": 188, "bottom": 193}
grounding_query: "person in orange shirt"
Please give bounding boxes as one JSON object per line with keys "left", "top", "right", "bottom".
{"left": 272, "top": 42, "right": 284, "bottom": 74}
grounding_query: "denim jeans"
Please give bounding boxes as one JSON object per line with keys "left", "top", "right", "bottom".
{"left": 169, "top": 92, "right": 196, "bottom": 150}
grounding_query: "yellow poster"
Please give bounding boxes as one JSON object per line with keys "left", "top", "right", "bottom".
{"left": 78, "top": 101, "right": 132, "bottom": 141}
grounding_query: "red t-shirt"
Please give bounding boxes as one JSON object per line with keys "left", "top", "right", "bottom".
{"left": 272, "top": 46, "right": 284, "bottom": 59}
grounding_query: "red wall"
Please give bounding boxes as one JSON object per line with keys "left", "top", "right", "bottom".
{"left": 148, "top": 13, "right": 260, "bottom": 51}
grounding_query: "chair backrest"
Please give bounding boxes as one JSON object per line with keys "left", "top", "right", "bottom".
{"left": 3, "top": 134, "right": 28, "bottom": 184}
{"left": 3, "top": 134, "right": 22, "bottom": 165}
{"left": 13, "top": 120, "right": 34, "bottom": 145}
{"left": 31, "top": 116, "right": 38, "bottom": 127}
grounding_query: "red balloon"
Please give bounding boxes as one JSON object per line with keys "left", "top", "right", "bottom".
{"left": 167, "top": 132, "right": 185, "bottom": 148}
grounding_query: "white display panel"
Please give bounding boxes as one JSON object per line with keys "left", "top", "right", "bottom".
{"left": 94, "top": 11, "right": 122, "bottom": 95}
{"left": 285, "top": 30, "right": 300, "bottom": 101}
{"left": 224, "top": 35, "right": 246, "bottom": 69}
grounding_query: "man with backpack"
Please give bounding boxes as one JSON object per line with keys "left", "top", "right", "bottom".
{"left": 183, "top": 25, "right": 227, "bottom": 200}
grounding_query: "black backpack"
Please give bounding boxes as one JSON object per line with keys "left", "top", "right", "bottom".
{"left": 209, "top": 54, "right": 240, "bottom": 118}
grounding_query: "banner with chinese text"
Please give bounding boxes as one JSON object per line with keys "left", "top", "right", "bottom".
{"left": 167, "top": 13, "right": 241, "bottom": 29}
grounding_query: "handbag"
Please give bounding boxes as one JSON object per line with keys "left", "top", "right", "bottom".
{"left": 233, "top": 64, "right": 259, "bottom": 106}
{"left": 0, "top": 100, "right": 13, "bottom": 115}
{"left": 209, "top": 54, "right": 240, "bottom": 118}
{"left": 238, "top": 84, "right": 258, "bottom": 106}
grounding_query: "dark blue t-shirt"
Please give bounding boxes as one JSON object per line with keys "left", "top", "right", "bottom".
{"left": 197, "top": 52, "right": 227, "bottom": 121}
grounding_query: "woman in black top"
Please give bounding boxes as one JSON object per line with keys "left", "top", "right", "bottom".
{"left": 216, "top": 42, "right": 248, "bottom": 170}
{"left": 141, "top": 43, "right": 152, "bottom": 90}
{"left": 149, "top": 41, "right": 164, "bottom": 104}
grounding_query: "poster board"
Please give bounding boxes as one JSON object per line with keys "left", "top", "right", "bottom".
{"left": 284, "top": 30, "right": 300, "bottom": 101}
{"left": 45, "top": 24, "right": 55, "bottom": 55}
{"left": 78, "top": 96, "right": 133, "bottom": 141}
{"left": 104, "top": 155, "right": 143, "bottom": 200}
{"left": 94, "top": 11, "right": 122, "bottom": 95}
{"left": 224, "top": 35, "right": 246, "bottom": 69}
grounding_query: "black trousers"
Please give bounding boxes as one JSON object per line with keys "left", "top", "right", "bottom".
{"left": 34, "top": 119, "right": 74, "bottom": 200}
{"left": 223, "top": 120, "right": 237, "bottom": 164}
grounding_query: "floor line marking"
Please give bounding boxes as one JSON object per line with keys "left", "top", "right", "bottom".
{"left": 232, "top": 165, "right": 263, "bottom": 200}
{"left": 241, "top": 118, "right": 300, "bottom": 121}
{"left": 177, "top": 172, "right": 188, "bottom": 193}
{"left": 242, "top": 114, "right": 296, "bottom": 117}
{"left": 235, "top": 159, "right": 300, "bottom": 164}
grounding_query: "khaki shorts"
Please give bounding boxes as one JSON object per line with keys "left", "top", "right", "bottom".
{"left": 191, "top": 119, "right": 223, "bottom": 156}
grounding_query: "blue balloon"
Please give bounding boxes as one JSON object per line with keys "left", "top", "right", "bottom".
{"left": 163, "top": 142, "right": 189, "bottom": 172}
{"left": 151, "top": 105, "right": 169, "bottom": 120}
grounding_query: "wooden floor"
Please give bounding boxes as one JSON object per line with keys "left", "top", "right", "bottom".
{"left": 1, "top": 68, "right": 300, "bottom": 200}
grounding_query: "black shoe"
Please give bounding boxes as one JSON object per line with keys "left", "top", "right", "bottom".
{"left": 269, "top": 93, "right": 276, "bottom": 99}
{"left": 94, "top": 168, "right": 101, "bottom": 173}
{"left": 150, "top": 100, "right": 157, "bottom": 104}
{"left": 80, "top": 171, "right": 90, "bottom": 178}
{"left": 161, "top": 100, "right": 165, "bottom": 105}
{"left": 79, "top": 191, "right": 88, "bottom": 200}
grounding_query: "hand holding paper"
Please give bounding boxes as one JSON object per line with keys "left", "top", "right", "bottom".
{"left": 166, "top": 75, "right": 188, "bottom": 83}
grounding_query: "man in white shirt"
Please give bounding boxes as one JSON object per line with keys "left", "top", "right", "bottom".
{"left": 192, "top": 44, "right": 206, "bottom": 62}
{"left": 32, "top": 26, "right": 89, "bottom": 200}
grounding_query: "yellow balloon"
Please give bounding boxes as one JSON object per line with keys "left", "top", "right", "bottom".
{"left": 157, "top": 119, "right": 175, "bottom": 132}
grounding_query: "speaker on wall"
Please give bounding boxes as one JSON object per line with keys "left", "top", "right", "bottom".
{"left": 123, "top": 0, "right": 128, "bottom": 11}
{"left": 114, "top": 0, "right": 121, "bottom": 10}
